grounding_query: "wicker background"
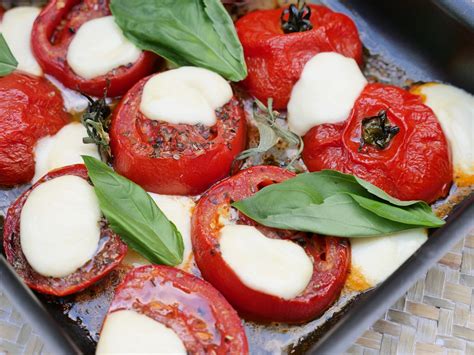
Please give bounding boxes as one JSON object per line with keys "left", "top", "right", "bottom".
{"left": 1, "top": 230, "right": 473, "bottom": 354}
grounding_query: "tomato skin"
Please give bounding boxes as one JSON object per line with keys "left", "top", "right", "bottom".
{"left": 31, "top": 0, "right": 158, "bottom": 97}
{"left": 3, "top": 164, "right": 128, "bottom": 297}
{"left": 236, "top": 5, "right": 362, "bottom": 109}
{"left": 191, "top": 166, "right": 350, "bottom": 324}
{"left": 106, "top": 265, "right": 249, "bottom": 354}
{"left": 303, "top": 83, "right": 452, "bottom": 203}
{"left": 110, "top": 75, "right": 247, "bottom": 196}
{"left": 0, "top": 73, "right": 69, "bottom": 186}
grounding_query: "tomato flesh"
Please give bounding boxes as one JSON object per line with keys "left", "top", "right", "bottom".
{"left": 191, "top": 166, "right": 350, "bottom": 323}
{"left": 106, "top": 265, "right": 249, "bottom": 354}
{"left": 110, "top": 75, "right": 247, "bottom": 195}
{"left": 302, "top": 83, "right": 452, "bottom": 203}
{"left": 3, "top": 164, "right": 127, "bottom": 296}
{"left": 236, "top": 4, "right": 363, "bottom": 109}
{"left": 31, "top": 0, "right": 158, "bottom": 97}
{"left": 0, "top": 73, "right": 69, "bottom": 186}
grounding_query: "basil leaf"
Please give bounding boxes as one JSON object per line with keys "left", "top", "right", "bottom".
{"left": 232, "top": 170, "right": 444, "bottom": 237}
{"left": 110, "top": 0, "right": 247, "bottom": 81}
{"left": 82, "top": 156, "right": 183, "bottom": 265}
{"left": 0, "top": 34, "right": 17, "bottom": 76}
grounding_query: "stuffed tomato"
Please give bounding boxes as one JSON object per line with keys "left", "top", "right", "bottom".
{"left": 191, "top": 166, "right": 350, "bottom": 323}
{"left": 110, "top": 67, "right": 247, "bottom": 195}
{"left": 3, "top": 164, "right": 127, "bottom": 296}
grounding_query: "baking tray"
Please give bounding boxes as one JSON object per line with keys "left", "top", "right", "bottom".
{"left": 1, "top": 0, "right": 473, "bottom": 354}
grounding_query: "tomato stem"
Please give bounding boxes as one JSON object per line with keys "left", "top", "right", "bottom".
{"left": 280, "top": 1, "right": 313, "bottom": 34}
{"left": 358, "top": 110, "right": 399, "bottom": 151}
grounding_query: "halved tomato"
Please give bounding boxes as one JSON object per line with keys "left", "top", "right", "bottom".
{"left": 191, "top": 166, "right": 350, "bottom": 323}
{"left": 110, "top": 75, "right": 247, "bottom": 195}
{"left": 102, "top": 265, "right": 249, "bottom": 354}
{"left": 0, "top": 72, "right": 69, "bottom": 186}
{"left": 3, "top": 164, "right": 127, "bottom": 296}
{"left": 31, "top": 0, "right": 158, "bottom": 97}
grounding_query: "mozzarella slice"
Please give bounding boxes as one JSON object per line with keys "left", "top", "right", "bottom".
{"left": 0, "top": 7, "right": 42, "bottom": 76}
{"left": 287, "top": 52, "right": 367, "bottom": 136}
{"left": 140, "top": 67, "right": 233, "bottom": 126}
{"left": 413, "top": 83, "right": 474, "bottom": 186}
{"left": 96, "top": 310, "right": 186, "bottom": 355}
{"left": 67, "top": 16, "right": 141, "bottom": 80}
{"left": 219, "top": 224, "right": 313, "bottom": 300}
{"left": 347, "top": 229, "right": 427, "bottom": 291}
{"left": 20, "top": 175, "right": 101, "bottom": 278}
{"left": 122, "top": 194, "right": 195, "bottom": 269}
{"left": 33, "top": 123, "right": 101, "bottom": 182}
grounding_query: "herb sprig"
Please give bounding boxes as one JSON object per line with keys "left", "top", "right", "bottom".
{"left": 235, "top": 98, "right": 304, "bottom": 170}
{"left": 0, "top": 34, "right": 18, "bottom": 76}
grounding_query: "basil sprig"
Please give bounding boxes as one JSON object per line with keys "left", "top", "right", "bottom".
{"left": 110, "top": 0, "right": 247, "bottom": 81}
{"left": 83, "top": 156, "right": 184, "bottom": 265}
{"left": 232, "top": 170, "right": 444, "bottom": 237}
{"left": 0, "top": 34, "right": 17, "bottom": 76}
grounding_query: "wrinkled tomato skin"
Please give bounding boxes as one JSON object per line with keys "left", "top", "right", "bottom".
{"left": 0, "top": 73, "right": 69, "bottom": 186}
{"left": 236, "top": 4, "right": 363, "bottom": 109}
{"left": 191, "top": 166, "right": 350, "bottom": 324}
{"left": 3, "top": 164, "right": 128, "bottom": 297}
{"left": 106, "top": 265, "right": 249, "bottom": 354}
{"left": 110, "top": 75, "right": 247, "bottom": 196}
{"left": 303, "top": 83, "right": 452, "bottom": 203}
{"left": 31, "top": 0, "right": 158, "bottom": 97}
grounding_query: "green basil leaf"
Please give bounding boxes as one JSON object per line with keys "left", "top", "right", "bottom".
{"left": 0, "top": 34, "right": 17, "bottom": 76}
{"left": 82, "top": 156, "right": 183, "bottom": 265}
{"left": 232, "top": 170, "right": 444, "bottom": 237}
{"left": 110, "top": 0, "right": 247, "bottom": 81}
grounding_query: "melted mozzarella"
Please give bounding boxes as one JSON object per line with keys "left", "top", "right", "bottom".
{"left": 219, "top": 224, "right": 313, "bottom": 299}
{"left": 140, "top": 67, "right": 233, "bottom": 126}
{"left": 0, "top": 7, "right": 42, "bottom": 76}
{"left": 20, "top": 175, "right": 101, "bottom": 277}
{"left": 287, "top": 52, "right": 367, "bottom": 136}
{"left": 96, "top": 310, "right": 186, "bottom": 355}
{"left": 348, "top": 229, "right": 427, "bottom": 290}
{"left": 33, "top": 123, "right": 100, "bottom": 182}
{"left": 123, "top": 194, "right": 195, "bottom": 269}
{"left": 67, "top": 16, "right": 141, "bottom": 80}
{"left": 414, "top": 83, "right": 474, "bottom": 185}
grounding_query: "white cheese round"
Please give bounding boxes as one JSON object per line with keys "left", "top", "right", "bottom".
{"left": 67, "top": 16, "right": 141, "bottom": 80}
{"left": 96, "top": 310, "right": 186, "bottom": 355}
{"left": 123, "top": 194, "right": 195, "bottom": 269}
{"left": 287, "top": 52, "right": 367, "bottom": 136}
{"left": 219, "top": 224, "right": 313, "bottom": 300}
{"left": 20, "top": 175, "right": 101, "bottom": 278}
{"left": 33, "top": 122, "right": 101, "bottom": 182}
{"left": 415, "top": 83, "right": 474, "bottom": 182}
{"left": 0, "top": 7, "right": 42, "bottom": 76}
{"left": 350, "top": 228, "right": 427, "bottom": 288}
{"left": 140, "top": 66, "right": 233, "bottom": 126}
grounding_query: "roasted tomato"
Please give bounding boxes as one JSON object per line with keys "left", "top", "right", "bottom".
{"left": 3, "top": 164, "right": 127, "bottom": 296}
{"left": 101, "top": 265, "right": 249, "bottom": 354}
{"left": 303, "top": 83, "right": 452, "bottom": 203}
{"left": 0, "top": 73, "right": 69, "bottom": 186}
{"left": 236, "top": 4, "right": 362, "bottom": 109}
{"left": 110, "top": 75, "right": 247, "bottom": 196}
{"left": 191, "top": 166, "right": 350, "bottom": 323}
{"left": 31, "top": 0, "right": 158, "bottom": 97}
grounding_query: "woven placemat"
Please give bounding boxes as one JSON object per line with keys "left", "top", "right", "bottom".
{"left": 1, "top": 231, "right": 473, "bottom": 354}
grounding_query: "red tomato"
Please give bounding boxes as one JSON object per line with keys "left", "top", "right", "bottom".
{"left": 3, "top": 164, "right": 128, "bottom": 296}
{"left": 303, "top": 83, "right": 452, "bottom": 203}
{"left": 0, "top": 73, "right": 69, "bottom": 186}
{"left": 105, "top": 265, "right": 249, "bottom": 354}
{"left": 236, "top": 4, "right": 362, "bottom": 109}
{"left": 110, "top": 75, "right": 247, "bottom": 195}
{"left": 191, "top": 166, "right": 350, "bottom": 323}
{"left": 31, "top": 0, "right": 158, "bottom": 97}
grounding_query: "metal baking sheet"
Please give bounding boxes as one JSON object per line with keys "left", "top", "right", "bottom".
{"left": 1, "top": 0, "right": 473, "bottom": 354}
